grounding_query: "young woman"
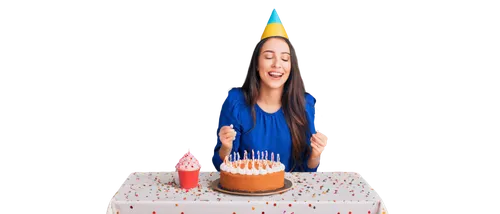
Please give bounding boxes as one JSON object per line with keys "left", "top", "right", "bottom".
{"left": 212, "top": 10, "right": 328, "bottom": 172}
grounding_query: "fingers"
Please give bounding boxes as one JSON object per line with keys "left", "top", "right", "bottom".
{"left": 311, "top": 132, "right": 327, "bottom": 158}
{"left": 311, "top": 140, "right": 318, "bottom": 149}
{"left": 313, "top": 130, "right": 328, "bottom": 146}
{"left": 310, "top": 140, "right": 322, "bottom": 154}
{"left": 220, "top": 129, "right": 236, "bottom": 137}
{"left": 219, "top": 124, "right": 237, "bottom": 142}
{"left": 219, "top": 125, "right": 236, "bottom": 135}
{"left": 315, "top": 142, "right": 328, "bottom": 153}
{"left": 312, "top": 134, "right": 326, "bottom": 147}
{"left": 312, "top": 140, "right": 323, "bottom": 148}
{"left": 315, "top": 132, "right": 328, "bottom": 142}
{"left": 310, "top": 140, "right": 318, "bottom": 151}
{"left": 222, "top": 135, "right": 234, "bottom": 141}
{"left": 220, "top": 132, "right": 236, "bottom": 142}
{"left": 219, "top": 126, "right": 232, "bottom": 134}
{"left": 311, "top": 134, "right": 320, "bottom": 144}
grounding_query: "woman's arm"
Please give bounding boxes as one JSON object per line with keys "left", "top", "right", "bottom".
{"left": 304, "top": 93, "right": 321, "bottom": 172}
{"left": 212, "top": 89, "right": 242, "bottom": 171}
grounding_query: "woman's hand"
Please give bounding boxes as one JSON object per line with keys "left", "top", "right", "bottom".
{"left": 310, "top": 131, "right": 328, "bottom": 159}
{"left": 219, "top": 124, "right": 237, "bottom": 151}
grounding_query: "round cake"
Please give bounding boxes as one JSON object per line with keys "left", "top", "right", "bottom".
{"left": 219, "top": 151, "right": 285, "bottom": 193}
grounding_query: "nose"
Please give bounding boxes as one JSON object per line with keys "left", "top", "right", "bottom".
{"left": 271, "top": 57, "right": 282, "bottom": 69}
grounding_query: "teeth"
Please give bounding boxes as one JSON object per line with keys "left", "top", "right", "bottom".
{"left": 269, "top": 72, "right": 283, "bottom": 77}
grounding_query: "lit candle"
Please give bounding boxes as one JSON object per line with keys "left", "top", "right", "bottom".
{"left": 265, "top": 151, "right": 268, "bottom": 160}
{"left": 257, "top": 150, "right": 260, "bottom": 160}
{"left": 271, "top": 152, "right": 274, "bottom": 162}
{"left": 252, "top": 149, "right": 255, "bottom": 160}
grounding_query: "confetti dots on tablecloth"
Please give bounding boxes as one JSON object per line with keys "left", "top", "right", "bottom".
{"left": 111, "top": 172, "right": 387, "bottom": 213}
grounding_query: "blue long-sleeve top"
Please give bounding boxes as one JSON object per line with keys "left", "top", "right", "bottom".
{"left": 212, "top": 87, "right": 319, "bottom": 172}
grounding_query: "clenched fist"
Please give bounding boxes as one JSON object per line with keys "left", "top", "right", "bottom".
{"left": 219, "top": 124, "right": 237, "bottom": 151}
{"left": 310, "top": 131, "right": 328, "bottom": 159}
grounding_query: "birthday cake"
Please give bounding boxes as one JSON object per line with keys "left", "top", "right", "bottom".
{"left": 219, "top": 150, "right": 285, "bottom": 193}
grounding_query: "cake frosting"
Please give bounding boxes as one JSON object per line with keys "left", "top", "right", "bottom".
{"left": 175, "top": 151, "right": 201, "bottom": 171}
{"left": 219, "top": 159, "right": 285, "bottom": 175}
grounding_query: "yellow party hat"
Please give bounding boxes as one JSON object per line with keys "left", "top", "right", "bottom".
{"left": 258, "top": 6, "right": 292, "bottom": 40}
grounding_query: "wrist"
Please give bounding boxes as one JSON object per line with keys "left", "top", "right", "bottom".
{"left": 310, "top": 155, "right": 321, "bottom": 161}
{"left": 307, "top": 155, "right": 321, "bottom": 169}
{"left": 219, "top": 146, "right": 232, "bottom": 159}
{"left": 221, "top": 145, "right": 232, "bottom": 153}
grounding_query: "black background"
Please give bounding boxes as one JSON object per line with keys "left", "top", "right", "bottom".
{"left": 94, "top": 0, "right": 408, "bottom": 196}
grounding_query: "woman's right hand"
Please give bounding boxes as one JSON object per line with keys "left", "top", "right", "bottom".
{"left": 219, "top": 124, "right": 237, "bottom": 150}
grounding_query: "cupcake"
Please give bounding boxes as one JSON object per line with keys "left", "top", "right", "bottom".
{"left": 174, "top": 151, "right": 203, "bottom": 189}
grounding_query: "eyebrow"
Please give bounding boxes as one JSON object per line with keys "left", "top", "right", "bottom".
{"left": 262, "top": 50, "right": 290, "bottom": 55}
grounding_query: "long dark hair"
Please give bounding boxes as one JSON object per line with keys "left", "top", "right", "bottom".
{"left": 241, "top": 36, "right": 311, "bottom": 172}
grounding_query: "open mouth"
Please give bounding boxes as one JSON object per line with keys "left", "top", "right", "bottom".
{"left": 268, "top": 72, "right": 283, "bottom": 78}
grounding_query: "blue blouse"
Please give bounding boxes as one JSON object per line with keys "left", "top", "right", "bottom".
{"left": 212, "top": 87, "right": 319, "bottom": 172}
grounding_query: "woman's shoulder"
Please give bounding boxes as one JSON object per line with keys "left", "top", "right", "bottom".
{"left": 222, "top": 87, "right": 250, "bottom": 121}
{"left": 226, "top": 87, "right": 245, "bottom": 102}
{"left": 305, "top": 92, "right": 316, "bottom": 107}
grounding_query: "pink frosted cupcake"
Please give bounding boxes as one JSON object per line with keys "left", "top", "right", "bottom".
{"left": 175, "top": 151, "right": 201, "bottom": 189}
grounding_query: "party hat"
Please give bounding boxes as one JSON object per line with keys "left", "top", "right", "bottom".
{"left": 261, "top": 9, "right": 288, "bottom": 40}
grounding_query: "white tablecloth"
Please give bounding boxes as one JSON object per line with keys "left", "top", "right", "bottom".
{"left": 107, "top": 172, "right": 388, "bottom": 214}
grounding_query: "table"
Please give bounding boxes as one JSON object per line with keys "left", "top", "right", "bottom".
{"left": 107, "top": 172, "right": 388, "bottom": 214}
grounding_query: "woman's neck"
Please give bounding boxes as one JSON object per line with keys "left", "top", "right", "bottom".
{"left": 258, "top": 85, "right": 283, "bottom": 107}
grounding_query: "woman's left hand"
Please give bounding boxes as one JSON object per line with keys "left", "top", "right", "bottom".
{"left": 310, "top": 132, "right": 328, "bottom": 159}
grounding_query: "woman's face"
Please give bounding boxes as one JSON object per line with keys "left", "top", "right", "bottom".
{"left": 258, "top": 38, "right": 291, "bottom": 90}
